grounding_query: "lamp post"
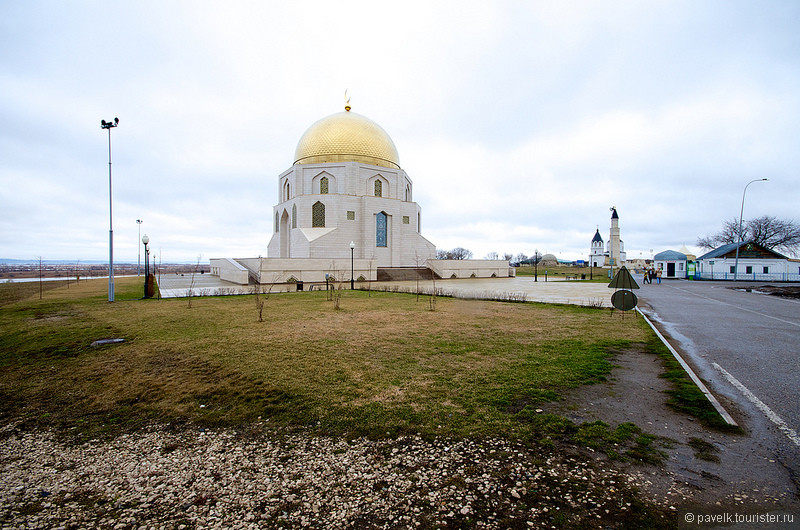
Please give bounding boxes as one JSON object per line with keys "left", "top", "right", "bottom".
{"left": 142, "top": 234, "right": 150, "bottom": 298}
{"left": 136, "top": 219, "right": 143, "bottom": 275}
{"left": 733, "top": 178, "right": 768, "bottom": 281}
{"left": 350, "top": 241, "right": 355, "bottom": 290}
{"left": 101, "top": 117, "right": 119, "bottom": 301}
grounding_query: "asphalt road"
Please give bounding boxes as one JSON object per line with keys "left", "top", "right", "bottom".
{"left": 637, "top": 278, "right": 800, "bottom": 478}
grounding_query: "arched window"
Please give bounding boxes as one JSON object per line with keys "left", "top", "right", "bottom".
{"left": 404, "top": 185, "right": 410, "bottom": 201}
{"left": 291, "top": 204, "right": 297, "bottom": 228}
{"left": 320, "top": 176, "right": 329, "bottom": 194}
{"left": 283, "top": 180, "right": 291, "bottom": 201}
{"left": 374, "top": 179, "right": 382, "bottom": 197}
{"left": 312, "top": 201, "right": 325, "bottom": 228}
{"left": 376, "top": 212, "right": 387, "bottom": 247}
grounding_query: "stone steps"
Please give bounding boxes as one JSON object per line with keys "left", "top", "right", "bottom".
{"left": 376, "top": 267, "right": 440, "bottom": 282}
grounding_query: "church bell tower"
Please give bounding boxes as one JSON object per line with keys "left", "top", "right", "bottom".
{"left": 590, "top": 228, "right": 604, "bottom": 267}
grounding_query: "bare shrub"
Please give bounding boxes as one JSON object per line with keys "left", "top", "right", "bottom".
{"left": 584, "top": 298, "right": 605, "bottom": 309}
{"left": 187, "top": 255, "right": 201, "bottom": 308}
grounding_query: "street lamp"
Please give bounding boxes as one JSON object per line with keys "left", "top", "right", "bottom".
{"left": 142, "top": 233, "right": 150, "bottom": 298}
{"left": 733, "top": 178, "right": 768, "bottom": 281}
{"left": 136, "top": 219, "right": 143, "bottom": 275}
{"left": 350, "top": 241, "right": 355, "bottom": 290}
{"left": 101, "top": 117, "right": 119, "bottom": 301}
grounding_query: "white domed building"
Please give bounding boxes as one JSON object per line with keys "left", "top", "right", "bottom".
{"left": 210, "top": 105, "right": 509, "bottom": 285}
{"left": 267, "top": 107, "right": 435, "bottom": 267}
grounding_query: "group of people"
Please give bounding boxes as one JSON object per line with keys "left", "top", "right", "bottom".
{"left": 642, "top": 267, "right": 662, "bottom": 284}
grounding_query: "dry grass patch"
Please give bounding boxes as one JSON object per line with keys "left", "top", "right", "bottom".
{"left": 1, "top": 277, "right": 652, "bottom": 440}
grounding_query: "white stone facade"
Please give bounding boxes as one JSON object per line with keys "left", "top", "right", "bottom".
{"left": 267, "top": 161, "right": 435, "bottom": 268}
{"left": 430, "top": 260, "right": 514, "bottom": 280}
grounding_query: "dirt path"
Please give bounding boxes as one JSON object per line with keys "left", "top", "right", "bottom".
{"left": 543, "top": 344, "right": 800, "bottom": 522}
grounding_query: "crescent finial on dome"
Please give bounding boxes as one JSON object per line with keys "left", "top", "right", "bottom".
{"left": 344, "top": 89, "right": 351, "bottom": 112}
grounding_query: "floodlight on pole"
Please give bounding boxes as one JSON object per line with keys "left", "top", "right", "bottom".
{"left": 142, "top": 234, "right": 150, "bottom": 298}
{"left": 350, "top": 241, "right": 355, "bottom": 290}
{"left": 101, "top": 117, "right": 119, "bottom": 302}
{"left": 136, "top": 219, "right": 143, "bottom": 275}
{"left": 733, "top": 178, "right": 768, "bottom": 281}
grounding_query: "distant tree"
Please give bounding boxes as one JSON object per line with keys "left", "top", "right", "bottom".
{"left": 515, "top": 252, "right": 528, "bottom": 265}
{"left": 485, "top": 251, "right": 499, "bottom": 260}
{"left": 437, "top": 247, "right": 473, "bottom": 260}
{"left": 697, "top": 216, "right": 800, "bottom": 256}
{"left": 452, "top": 247, "right": 473, "bottom": 260}
{"left": 502, "top": 253, "right": 514, "bottom": 262}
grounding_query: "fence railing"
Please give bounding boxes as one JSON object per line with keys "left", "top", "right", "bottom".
{"left": 694, "top": 272, "right": 800, "bottom": 282}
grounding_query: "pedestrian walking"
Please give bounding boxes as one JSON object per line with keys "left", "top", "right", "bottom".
{"left": 656, "top": 268, "right": 662, "bottom": 284}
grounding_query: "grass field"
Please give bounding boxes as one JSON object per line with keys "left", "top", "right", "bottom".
{"left": 0, "top": 276, "right": 724, "bottom": 455}
{"left": 514, "top": 264, "right": 616, "bottom": 283}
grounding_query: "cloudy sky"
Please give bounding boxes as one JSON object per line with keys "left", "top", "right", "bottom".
{"left": 2, "top": 1, "right": 798, "bottom": 264}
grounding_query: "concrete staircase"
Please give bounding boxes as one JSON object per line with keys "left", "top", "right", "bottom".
{"left": 376, "top": 267, "right": 440, "bottom": 282}
{"left": 233, "top": 259, "right": 261, "bottom": 285}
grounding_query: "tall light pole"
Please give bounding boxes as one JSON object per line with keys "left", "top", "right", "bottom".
{"left": 101, "top": 117, "right": 119, "bottom": 301}
{"left": 350, "top": 241, "right": 355, "bottom": 290}
{"left": 136, "top": 219, "right": 143, "bottom": 275}
{"left": 733, "top": 178, "right": 768, "bottom": 281}
{"left": 142, "top": 234, "right": 150, "bottom": 298}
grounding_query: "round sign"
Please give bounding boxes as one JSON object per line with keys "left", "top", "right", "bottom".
{"left": 611, "top": 289, "right": 638, "bottom": 311}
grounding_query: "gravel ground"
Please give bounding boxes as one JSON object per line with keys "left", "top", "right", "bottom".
{"left": 0, "top": 422, "right": 676, "bottom": 529}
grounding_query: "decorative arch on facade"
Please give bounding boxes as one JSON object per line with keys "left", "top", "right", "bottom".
{"left": 279, "top": 209, "right": 291, "bottom": 257}
{"left": 312, "top": 201, "right": 326, "bottom": 228}
{"left": 291, "top": 204, "right": 297, "bottom": 228}
{"left": 313, "top": 171, "right": 336, "bottom": 195}
{"left": 282, "top": 179, "right": 291, "bottom": 202}
{"left": 368, "top": 174, "right": 389, "bottom": 198}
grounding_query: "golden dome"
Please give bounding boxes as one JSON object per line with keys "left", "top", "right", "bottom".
{"left": 294, "top": 109, "right": 400, "bottom": 169}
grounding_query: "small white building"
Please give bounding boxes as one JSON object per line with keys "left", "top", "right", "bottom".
{"left": 589, "top": 229, "right": 604, "bottom": 268}
{"left": 696, "top": 241, "right": 797, "bottom": 281}
{"left": 653, "top": 250, "right": 688, "bottom": 279}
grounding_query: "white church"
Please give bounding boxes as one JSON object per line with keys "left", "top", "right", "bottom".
{"left": 589, "top": 207, "right": 627, "bottom": 268}
{"left": 210, "top": 104, "right": 510, "bottom": 286}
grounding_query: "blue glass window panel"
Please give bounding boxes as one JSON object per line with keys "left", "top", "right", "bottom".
{"left": 376, "top": 212, "right": 387, "bottom": 247}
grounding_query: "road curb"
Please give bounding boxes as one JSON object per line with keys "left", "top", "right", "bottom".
{"left": 636, "top": 308, "right": 739, "bottom": 427}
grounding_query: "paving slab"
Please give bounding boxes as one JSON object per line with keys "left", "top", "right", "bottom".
{"left": 156, "top": 274, "right": 621, "bottom": 307}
